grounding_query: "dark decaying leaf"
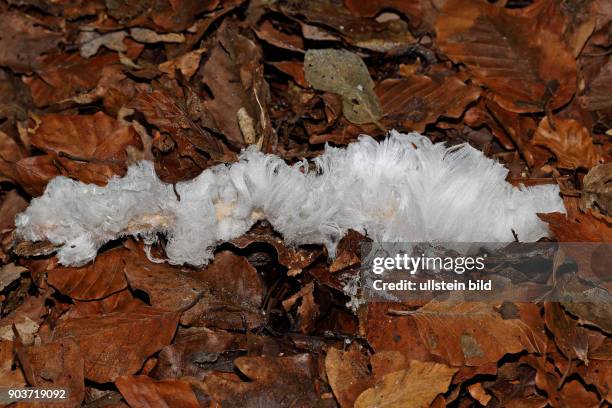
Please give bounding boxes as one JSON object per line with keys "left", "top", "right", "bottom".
{"left": 580, "top": 163, "right": 612, "bottom": 215}
{"left": 116, "top": 375, "right": 201, "bottom": 408}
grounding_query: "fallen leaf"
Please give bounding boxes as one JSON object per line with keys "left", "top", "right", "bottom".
{"left": 78, "top": 30, "right": 128, "bottom": 58}
{"left": 123, "top": 247, "right": 208, "bottom": 311}
{"left": 129, "top": 28, "right": 185, "bottom": 44}
{"left": 354, "top": 360, "right": 458, "bottom": 408}
{"left": 282, "top": 282, "right": 319, "bottom": 333}
{"left": 158, "top": 49, "right": 206, "bottom": 80}
{"left": 0, "top": 190, "right": 28, "bottom": 231}
{"left": 436, "top": 0, "right": 577, "bottom": 113}
{"left": 344, "top": 0, "right": 422, "bottom": 24}
{"left": 580, "top": 54, "right": 612, "bottom": 112}
{"left": 0, "top": 263, "right": 27, "bottom": 292}
{"left": 376, "top": 71, "right": 481, "bottom": 132}
{"left": 199, "top": 354, "right": 321, "bottom": 406}
{"left": 15, "top": 338, "right": 85, "bottom": 407}
{"left": 0, "top": 131, "right": 26, "bottom": 182}
{"left": 325, "top": 345, "right": 373, "bottom": 408}
{"left": 539, "top": 211, "right": 612, "bottom": 242}
{"left": 116, "top": 375, "right": 201, "bottom": 408}
{"left": 544, "top": 302, "right": 589, "bottom": 362}
{"left": 52, "top": 307, "right": 179, "bottom": 382}
{"left": 48, "top": 248, "right": 129, "bottom": 300}
{"left": 580, "top": 163, "right": 612, "bottom": 215}
{"left": 255, "top": 20, "right": 304, "bottom": 52}
{"left": 305, "top": 49, "right": 382, "bottom": 125}
{"left": 24, "top": 52, "right": 120, "bottom": 107}
{"left": 0, "top": 11, "right": 64, "bottom": 72}
{"left": 180, "top": 251, "right": 265, "bottom": 330}
{"left": 153, "top": 327, "right": 246, "bottom": 379}
{"left": 0, "top": 341, "right": 25, "bottom": 387}
{"left": 14, "top": 155, "right": 62, "bottom": 196}
{"left": 406, "top": 302, "right": 546, "bottom": 366}
{"left": 201, "top": 21, "right": 275, "bottom": 150}
{"left": 533, "top": 117, "right": 602, "bottom": 169}
{"left": 562, "top": 290, "right": 612, "bottom": 335}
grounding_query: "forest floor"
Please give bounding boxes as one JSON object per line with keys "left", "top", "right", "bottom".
{"left": 0, "top": 0, "right": 611, "bottom": 407}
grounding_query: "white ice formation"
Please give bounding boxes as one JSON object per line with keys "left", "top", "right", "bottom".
{"left": 15, "top": 131, "right": 565, "bottom": 266}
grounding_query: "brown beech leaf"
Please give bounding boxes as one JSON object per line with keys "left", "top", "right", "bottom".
{"left": 180, "top": 251, "right": 265, "bottom": 330}
{"left": 282, "top": 282, "right": 319, "bottom": 333}
{"left": 580, "top": 56, "right": 612, "bottom": 112}
{"left": 123, "top": 247, "right": 208, "bottom": 311}
{"left": 0, "top": 12, "right": 64, "bottom": 72}
{"left": 153, "top": 327, "right": 246, "bottom": 379}
{"left": 405, "top": 302, "right": 546, "bottom": 366}
{"left": 0, "top": 293, "right": 48, "bottom": 343}
{"left": 199, "top": 354, "right": 321, "bottom": 406}
{"left": 14, "top": 155, "right": 61, "bottom": 196}
{"left": 354, "top": 360, "right": 458, "bottom": 408}
{"left": 32, "top": 112, "right": 138, "bottom": 166}
{"left": 544, "top": 302, "right": 588, "bottom": 362}
{"left": 201, "top": 21, "right": 275, "bottom": 151}
{"left": 47, "top": 248, "right": 128, "bottom": 301}
{"left": 0, "top": 131, "right": 26, "bottom": 182}
{"left": 52, "top": 307, "right": 179, "bottom": 383}
{"left": 64, "top": 290, "right": 147, "bottom": 319}
{"left": 376, "top": 72, "right": 481, "bottom": 132}
{"left": 150, "top": 0, "right": 220, "bottom": 32}
{"left": 270, "top": 61, "right": 308, "bottom": 88}
{"left": 533, "top": 117, "right": 603, "bottom": 169}
{"left": 436, "top": 0, "right": 577, "bottom": 113}
{"left": 325, "top": 345, "right": 373, "bottom": 408}
{"left": 24, "top": 53, "right": 120, "bottom": 107}
{"left": 130, "top": 88, "right": 229, "bottom": 162}
{"left": 539, "top": 211, "right": 612, "bottom": 242}
{"left": 365, "top": 303, "right": 433, "bottom": 362}
{"left": 15, "top": 338, "right": 85, "bottom": 407}
{"left": 116, "top": 375, "right": 201, "bottom": 408}
{"left": 0, "top": 190, "right": 28, "bottom": 231}
{"left": 344, "top": 0, "right": 422, "bottom": 24}
{"left": 255, "top": 20, "right": 304, "bottom": 52}
{"left": 0, "top": 341, "right": 25, "bottom": 387}
{"left": 158, "top": 49, "right": 206, "bottom": 80}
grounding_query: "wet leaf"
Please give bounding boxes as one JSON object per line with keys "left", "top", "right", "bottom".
{"left": 305, "top": 49, "right": 382, "bottom": 125}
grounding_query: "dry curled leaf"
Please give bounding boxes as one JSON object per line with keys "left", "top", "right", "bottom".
{"left": 354, "top": 360, "right": 458, "bottom": 408}
{"left": 533, "top": 117, "right": 603, "bottom": 169}
{"left": 580, "top": 163, "right": 612, "bottom": 215}
{"left": 305, "top": 49, "right": 382, "bottom": 125}
{"left": 436, "top": 0, "right": 577, "bottom": 113}
{"left": 325, "top": 345, "right": 373, "bottom": 408}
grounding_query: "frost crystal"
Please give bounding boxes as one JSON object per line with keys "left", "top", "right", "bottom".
{"left": 15, "top": 131, "right": 565, "bottom": 266}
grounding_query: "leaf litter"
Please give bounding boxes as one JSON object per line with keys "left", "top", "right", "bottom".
{"left": 0, "top": 0, "right": 610, "bottom": 407}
